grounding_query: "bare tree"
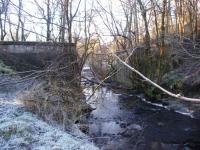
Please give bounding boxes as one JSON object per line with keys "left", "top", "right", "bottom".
{"left": 150, "top": 0, "right": 159, "bottom": 44}
{"left": 18, "top": 0, "right": 26, "bottom": 41}
{"left": 160, "top": 0, "right": 167, "bottom": 56}
{"left": 137, "top": 0, "right": 151, "bottom": 51}
{"left": 0, "top": 0, "right": 9, "bottom": 41}
{"left": 7, "top": 0, "right": 26, "bottom": 41}
{"left": 34, "top": 0, "right": 56, "bottom": 41}
{"left": 58, "top": 0, "right": 81, "bottom": 44}
{"left": 133, "top": 0, "right": 139, "bottom": 44}
{"left": 78, "top": 0, "right": 97, "bottom": 72}
{"left": 59, "top": 0, "right": 67, "bottom": 42}
{"left": 46, "top": 0, "right": 51, "bottom": 41}
{"left": 34, "top": 0, "right": 51, "bottom": 41}
{"left": 119, "top": 0, "right": 135, "bottom": 49}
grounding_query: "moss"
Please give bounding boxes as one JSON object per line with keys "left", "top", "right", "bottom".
{"left": 162, "top": 71, "right": 184, "bottom": 91}
{"left": 145, "top": 86, "right": 162, "bottom": 100}
{"left": 116, "top": 79, "right": 133, "bottom": 88}
{"left": 0, "top": 60, "right": 14, "bottom": 74}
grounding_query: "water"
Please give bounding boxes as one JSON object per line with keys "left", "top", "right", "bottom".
{"left": 83, "top": 86, "right": 200, "bottom": 150}
{"left": 1, "top": 69, "right": 200, "bottom": 150}
{"left": 82, "top": 67, "right": 200, "bottom": 150}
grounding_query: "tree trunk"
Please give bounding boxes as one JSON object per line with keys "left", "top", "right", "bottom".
{"left": 137, "top": 0, "right": 151, "bottom": 51}
{"left": 151, "top": 0, "right": 159, "bottom": 44}
{"left": 0, "top": 0, "right": 8, "bottom": 41}
{"left": 46, "top": 0, "right": 51, "bottom": 41}
{"left": 134, "top": 0, "right": 139, "bottom": 44}
{"left": 160, "top": 0, "right": 167, "bottom": 56}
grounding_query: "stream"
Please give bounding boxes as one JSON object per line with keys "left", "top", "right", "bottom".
{"left": 82, "top": 66, "right": 200, "bottom": 150}
{"left": 0, "top": 67, "right": 200, "bottom": 150}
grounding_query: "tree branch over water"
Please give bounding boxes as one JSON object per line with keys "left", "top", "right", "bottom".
{"left": 113, "top": 52, "right": 200, "bottom": 102}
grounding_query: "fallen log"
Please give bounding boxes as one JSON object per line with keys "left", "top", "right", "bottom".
{"left": 113, "top": 53, "right": 200, "bottom": 102}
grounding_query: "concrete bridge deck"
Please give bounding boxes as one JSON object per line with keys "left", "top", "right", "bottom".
{"left": 0, "top": 41, "right": 79, "bottom": 83}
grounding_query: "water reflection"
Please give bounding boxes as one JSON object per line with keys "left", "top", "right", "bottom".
{"left": 84, "top": 85, "right": 200, "bottom": 150}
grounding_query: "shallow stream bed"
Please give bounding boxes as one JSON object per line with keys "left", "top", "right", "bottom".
{"left": 1, "top": 72, "right": 200, "bottom": 150}
{"left": 83, "top": 86, "right": 200, "bottom": 150}
{"left": 81, "top": 67, "right": 200, "bottom": 150}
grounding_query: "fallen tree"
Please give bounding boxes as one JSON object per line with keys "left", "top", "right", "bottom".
{"left": 113, "top": 53, "right": 200, "bottom": 102}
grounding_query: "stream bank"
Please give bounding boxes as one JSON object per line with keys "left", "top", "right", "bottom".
{"left": 82, "top": 86, "right": 200, "bottom": 150}
{"left": 0, "top": 75, "right": 98, "bottom": 150}
{"left": 90, "top": 42, "right": 200, "bottom": 119}
{"left": 80, "top": 66, "right": 200, "bottom": 150}
{"left": 1, "top": 64, "right": 200, "bottom": 150}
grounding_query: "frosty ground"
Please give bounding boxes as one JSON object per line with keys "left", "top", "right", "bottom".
{"left": 0, "top": 75, "right": 98, "bottom": 150}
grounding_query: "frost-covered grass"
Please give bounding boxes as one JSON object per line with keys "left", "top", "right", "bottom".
{"left": 0, "top": 97, "right": 99, "bottom": 150}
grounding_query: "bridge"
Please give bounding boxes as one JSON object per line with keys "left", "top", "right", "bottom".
{"left": 0, "top": 41, "right": 79, "bottom": 84}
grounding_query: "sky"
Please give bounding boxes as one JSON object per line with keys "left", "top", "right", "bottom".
{"left": 2, "top": 0, "right": 164, "bottom": 43}
{"left": 5, "top": 0, "right": 129, "bottom": 42}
